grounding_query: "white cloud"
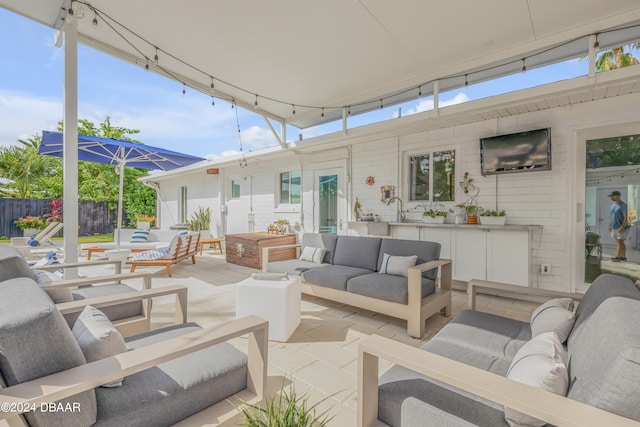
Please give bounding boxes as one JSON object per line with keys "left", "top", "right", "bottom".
{"left": 396, "top": 92, "right": 471, "bottom": 118}
{"left": 0, "top": 90, "right": 62, "bottom": 147}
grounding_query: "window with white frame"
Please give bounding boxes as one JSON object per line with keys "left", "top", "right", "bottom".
{"left": 409, "top": 150, "right": 455, "bottom": 202}
{"left": 279, "top": 170, "right": 301, "bottom": 204}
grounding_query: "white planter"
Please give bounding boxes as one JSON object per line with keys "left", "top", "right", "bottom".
{"left": 479, "top": 216, "right": 507, "bottom": 225}
{"left": 22, "top": 228, "right": 40, "bottom": 237}
{"left": 422, "top": 216, "right": 446, "bottom": 224}
{"left": 136, "top": 221, "right": 151, "bottom": 230}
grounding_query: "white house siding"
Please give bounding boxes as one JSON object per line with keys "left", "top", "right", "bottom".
{"left": 152, "top": 91, "right": 640, "bottom": 292}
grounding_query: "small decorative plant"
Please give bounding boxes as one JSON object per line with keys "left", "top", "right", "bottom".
{"left": 274, "top": 219, "right": 290, "bottom": 233}
{"left": 135, "top": 213, "right": 157, "bottom": 227}
{"left": 239, "top": 380, "right": 334, "bottom": 427}
{"left": 44, "top": 198, "right": 63, "bottom": 223}
{"left": 14, "top": 215, "right": 47, "bottom": 231}
{"left": 479, "top": 209, "right": 506, "bottom": 217}
{"left": 187, "top": 207, "right": 212, "bottom": 231}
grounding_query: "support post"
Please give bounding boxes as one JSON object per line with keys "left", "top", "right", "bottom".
{"left": 63, "top": 9, "right": 79, "bottom": 274}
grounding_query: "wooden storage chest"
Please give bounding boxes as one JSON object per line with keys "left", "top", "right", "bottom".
{"left": 225, "top": 232, "right": 296, "bottom": 269}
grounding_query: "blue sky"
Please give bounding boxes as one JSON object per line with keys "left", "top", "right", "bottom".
{"left": 0, "top": 8, "right": 590, "bottom": 159}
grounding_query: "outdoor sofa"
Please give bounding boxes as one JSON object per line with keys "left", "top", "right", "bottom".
{"left": 263, "top": 233, "right": 452, "bottom": 338}
{"left": 358, "top": 273, "right": 640, "bottom": 426}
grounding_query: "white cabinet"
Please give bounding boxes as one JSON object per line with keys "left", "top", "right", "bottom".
{"left": 421, "top": 228, "right": 452, "bottom": 260}
{"left": 392, "top": 225, "right": 420, "bottom": 240}
{"left": 452, "top": 228, "right": 530, "bottom": 286}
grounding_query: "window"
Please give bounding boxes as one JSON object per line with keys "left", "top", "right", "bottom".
{"left": 231, "top": 179, "right": 240, "bottom": 198}
{"left": 409, "top": 150, "right": 455, "bottom": 202}
{"left": 279, "top": 170, "right": 301, "bottom": 204}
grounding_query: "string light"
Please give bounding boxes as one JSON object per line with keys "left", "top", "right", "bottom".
{"left": 464, "top": 74, "right": 469, "bottom": 86}
{"left": 292, "top": 104, "right": 296, "bottom": 115}
{"left": 92, "top": 11, "right": 98, "bottom": 26}
{"left": 235, "top": 101, "right": 248, "bottom": 167}
{"left": 182, "top": 83, "right": 186, "bottom": 95}
{"left": 380, "top": 99, "right": 383, "bottom": 109}
{"left": 144, "top": 60, "right": 149, "bottom": 71}
{"left": 76, "top": 1, "right": 636, "bottom": 119}
{"left": 321, "top": 107, "right": 325, "bottom": 120}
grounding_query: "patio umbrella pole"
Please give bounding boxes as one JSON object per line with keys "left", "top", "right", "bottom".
{"left": 116, "top": 163, "right": 124, "bottom": 251}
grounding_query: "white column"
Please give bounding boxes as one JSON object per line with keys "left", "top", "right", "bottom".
{"left": 63, "top": 11, "right": 79, "bottom": 269}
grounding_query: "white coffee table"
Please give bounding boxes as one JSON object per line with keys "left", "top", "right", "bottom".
{"left": 236, "top": 276, "right": 301, "bottom": 342}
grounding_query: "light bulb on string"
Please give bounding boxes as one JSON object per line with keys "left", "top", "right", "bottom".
{"left": 292, "top": 104, "right": 296, "bottom": 115}
{"left": 92, "top": 11, "right": 98, "bottom": 26}
{"left": 254, "top": 95, "right": 259, "bottom": 109}
{"left": 464, "top": 74, "right": 469, "bottom": 86}
{"left": 182, "top": 83, "right": 186, "bottom": 95}
{"left": 321, "top": 107, "right": 325, "bottom": 120}
{"left": 521, "top": 59, "right": 527, "bottom": 73}
{"left": 594, "top": 33, "right": 600, "bottom": 51}
{"left": 154, "top": 47, "right": 159, "bottom": 64}
{"left": 144, "top": 60, "right": 149, "bottom": 71}
{"left": 211, "top": 96, "right": 215, "bottom": 107}
{"left": 418, "top": 86, "right": 422, "bottom": 97}
{"left": 380, "top": 99, "right": 383, "bottom": 109}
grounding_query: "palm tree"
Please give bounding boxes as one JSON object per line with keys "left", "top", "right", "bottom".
{"left": 0, "top": 136, "right": 55, "bottom": 198}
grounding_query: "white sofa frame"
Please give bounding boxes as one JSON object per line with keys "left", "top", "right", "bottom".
{"left": 263, "top": 244, "right": 452, "bottom": 338}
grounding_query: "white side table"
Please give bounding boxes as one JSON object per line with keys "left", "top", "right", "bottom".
{"left": 236, "top": 276, "right": 301, "bottom": 342}
{"left": 104, "top": 248, "right": 131, "bottom": 268}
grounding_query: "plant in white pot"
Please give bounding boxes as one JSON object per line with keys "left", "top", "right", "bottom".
{"left": 420, "top": 204, "right": 448, "bottom": 224}
{"left": 478, "top": 208, "right": 507, "bottom": 225}
{"left": 187, "top": 206, "right": 212, "bottom": 238}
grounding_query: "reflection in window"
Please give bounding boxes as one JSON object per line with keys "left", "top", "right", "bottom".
{"left": 433, "top": 150, "right": 455, "bottom": 202}
{"left": 231, "top": 179, "right": 240, "bottom": 198}
{"left": 280, "top": 170, "right": 301, "bottom": 204}
{"left": 410, "top": 155, "right": 429, "bottom": 201}
{"left": 410, "top": 151, "right": 455, "bottom": 202}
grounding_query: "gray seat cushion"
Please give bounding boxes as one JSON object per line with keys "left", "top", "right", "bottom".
{"left": 266, "top": 259, "right": 327, "bottom": 276}
{"left": 301, "top": 233, "right": 339, "bottom": 264}
{"left": 0, "top": 277, "right": 97, "bottom": 427}
{"left": 70, "top": 284, "right": 143, "bottom": 326}
{"left": 302, "top": 264, "right": 374, "bottom": 291}
{"left": 377, "top": 239, "right": 441, "bottom": 280}
{"left": 93, "top": 323, "right": 248, "bottom": 427}
{"left": 332, "top": 236, "right": 381, "bottom": 271}
{"left": 425, "top": 310, "right": 530, "bottom": 374}
{"left": 379, "top": 365, "right": 508, "bottom": 427}
{"left": 346, "top": 273, "right": 435, "bottom": 304}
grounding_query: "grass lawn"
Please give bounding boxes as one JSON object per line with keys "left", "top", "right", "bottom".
{"left": 0, "top": 233, "right": 115, "bottom": 244}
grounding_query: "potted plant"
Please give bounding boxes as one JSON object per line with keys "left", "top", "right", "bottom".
{"left": 14, "top": 215, "right": 47, "bottom": 237}
{"left": 274, "top": 219, "right": 290, "bottom": 233}
{"left": 478, "top": 208, "right": 507, "bottom": 225}
{"left": 187, "top": 207, "right": 212, "bottom": 238}
{"left": 458, "top": 172, "right": 479, "bottom": 224}
{"left": 420, "top": 204, "right": 448, "bottom": 224}
{"left": 135, "top": 214, "right": 156, "bottom": 229}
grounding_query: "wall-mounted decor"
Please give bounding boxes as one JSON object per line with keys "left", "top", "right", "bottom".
{"left": 365, "top": 176, "right": 375, "bottom": 185}
{"left": 380, "top": 185, "right": 395, "bottom": 203}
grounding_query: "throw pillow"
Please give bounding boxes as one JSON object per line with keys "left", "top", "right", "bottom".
{"left": 299, "top": 246, "right": 327, "bottom": 264}
{"left": 504, "top": 332, "right": 569, "bottom": 427}
{"left": 251, "top": 272, "right": 290, "bottom": 281}
{"left": 72, "top": 305, "right": 127, "bottom": 387}
{"left": 378, "top": 253, "right": 418, "bottom": 277}
{"left": 130, "top": 247, "right": 170, "bottom": 261}
{"left": 530, "top": 297, "right": 575, "bottom": 343}
{"left": 129, "top": 229, "right": 150, "bottom": 243}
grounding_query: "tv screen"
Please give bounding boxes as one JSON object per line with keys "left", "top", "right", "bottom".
{"left": 480, "top": 128, "right": 551, "bottom": 176}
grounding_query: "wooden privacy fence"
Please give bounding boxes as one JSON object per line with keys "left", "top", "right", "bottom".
{"left": 0, "top": 198, "right": 115, "bottom": 238}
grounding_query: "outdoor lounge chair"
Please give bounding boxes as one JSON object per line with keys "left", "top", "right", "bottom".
{"left": 0, "top": 272, "right": 268, "bottom": 427}
{"left": 9, "top": 221, "right": 63, "bottom": 248}
{"left": 128, "top": 232, "right": 201, "bottom": 277}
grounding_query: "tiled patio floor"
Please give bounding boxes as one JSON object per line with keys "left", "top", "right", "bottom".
{"left": 85, "top": 250, "right": 539, "bottom": 426}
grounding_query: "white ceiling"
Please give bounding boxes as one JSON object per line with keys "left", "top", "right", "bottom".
{"left": 4, "top": 0, "right": 640, "bottom": 128}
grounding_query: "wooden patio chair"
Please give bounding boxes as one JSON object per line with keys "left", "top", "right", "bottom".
{"left": 128, "top": 232, "right": 201, "bottom": 277}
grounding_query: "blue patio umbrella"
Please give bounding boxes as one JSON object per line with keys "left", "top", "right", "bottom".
{"left": 39, "top": 131, "right": 204, "bottom": 249}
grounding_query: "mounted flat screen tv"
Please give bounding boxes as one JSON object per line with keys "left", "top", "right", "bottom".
{"left": 480, "top": 128, "right": 551, "bottom": 176}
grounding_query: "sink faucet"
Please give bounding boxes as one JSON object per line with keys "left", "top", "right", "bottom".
{"left": 386, "top": 197, "right": 405, "bottom": 222}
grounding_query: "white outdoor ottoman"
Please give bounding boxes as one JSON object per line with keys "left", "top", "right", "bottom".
{"left": 236, "top": 276, "right": 301, "bottom": 342}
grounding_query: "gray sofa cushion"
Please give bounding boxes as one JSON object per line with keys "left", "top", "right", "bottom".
{"left": 266, "top": 259, "right": 326, "bottom": 276}
{"left": 302, "top": 264, "right": 374, "bottom": 291}
{"left": 0, "top": 277, "right": 97, "bottom": 427}
{"left": 0, "top": 245, "right": 34, "bottom": 282}
{"left": 379, "top": 365, "right": 508, "bottom": 427}
{"left": 69, "top": 284, "right": 143, "bottom": 327}
{"left": 332, "top": 236, "right": 381, "bottom": 270}
{"left": 301, "top": 233, "right": 338, "bottom": 264}
{"left": 566, "top": 296, "right": 640, "bottom": 421}
{"left": 93, "top": 323, "right": 248, "bottom": 427}
{"left": 377, "top": 239, "right": 441, "bottom": 280}
{"left": 425, "top": 310, "right": 530, "bottom": 374}
{"left": 346, "top": 273, "right": 435, "bottom": 304}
